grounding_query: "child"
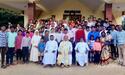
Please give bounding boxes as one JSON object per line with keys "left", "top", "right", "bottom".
{"left": 93, "top": 37, "right": 102, "bottom": 64}
{"left": 38, "top": 37, "right": 45, "bottom": 64}
{"left": 88, "top": 35, "right": 95, "bottom": 63}
{"left": 21, "top": 31, "right": 31, "bottom": 64}
{"left": 15, "top": 30, "right": 23, "bottom": 64}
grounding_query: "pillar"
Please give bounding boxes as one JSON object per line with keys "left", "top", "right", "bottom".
{"left": 104, "top": 3, "right": 112, "bottom": 21}
{"left": 24, "top": 2, "right": 36, "bottom": 29}
{"left": 27, "top": 2, "right": 36, "bottom": 21}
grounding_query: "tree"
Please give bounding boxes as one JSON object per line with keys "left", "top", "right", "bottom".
{"left": 0, "top": 8, "right": 24, "bottom": 27}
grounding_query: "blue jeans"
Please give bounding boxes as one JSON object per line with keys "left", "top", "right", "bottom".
{"left": 6, "top": 47, "right": 15, "bottom": 65}
{"left": 22, "top": 47, "right": 29, "bottom": 63}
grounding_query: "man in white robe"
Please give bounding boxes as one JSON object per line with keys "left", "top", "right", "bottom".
{"left": 43, "top": 35, "right": 58, "bottom": 67}
{"left": 57, "top": 35, "right": 73, "bottom": 67}
{"left": 75, "top": 38, "right": 90, "bottom": 67}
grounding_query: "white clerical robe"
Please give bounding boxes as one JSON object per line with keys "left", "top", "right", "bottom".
{"left": 30, "top": 35, "right": 41, "bottom": 62}
{"left": 57, "top": 41, "right": 73, "bottom": 66}
{"left": 75, "top": 42, "right": 90, "bottom": 66}
{"left": 43, "top": 40, "right": 58, "bottom": 65}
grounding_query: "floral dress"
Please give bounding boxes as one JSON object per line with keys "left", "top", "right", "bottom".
{"left": 100, "top": 37, "right": 110, "bottom": 61}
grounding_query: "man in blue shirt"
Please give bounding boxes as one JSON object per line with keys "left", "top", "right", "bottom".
{"left": 0, "top": 26, "right": 7, "bottom": 68}
{"left": 110, "top": 25, "right": 118, "bottom": 60}
{"left": 116, "top": 25, "right": 125, "bottom": 66}
{"left": 88, "top": 26, "right": 100, "bottom": 41}
{"left": 6, "top": 26, "right": 17, "bottom": 66}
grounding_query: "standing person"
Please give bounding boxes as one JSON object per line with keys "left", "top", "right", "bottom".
{"left": 75, "top": 38, "right": 90, "bottom": 67}
{"left": 110, "top": 25, "right": 118, "bottom": 60}
{"left": 57, "top": 35, "right": 73, "bottom": 68}
{"left": 100, "top": 32, "right": 110, "bottom": 65}
{"left": 6, "top": 26, "right": 17, "bottom": 66}
{"left": 93, "top": 37, "right": 102, "bottom": 64}
{"left": 88, "top": 26, "right": 100, "bottom": 41}
{"left": 38, "top": 37, "right": 45, "bottom": 64}
{"left": 55, "top": 28, "right": 62, "bottom": 44}
{"left": 88, "top": 35, "right": 95, "bottom": 63}
{"left": 28, "top": 29, "right": 34, "bottom": 38}
{"left": 49, "top": 28, "right": 56, "bottom": 39}
{"left": 21, "top": 32, "right": 31, "bottom": 64}
{"left": 15, "top": 30, "right": 23, "bottom": 64}
{"left": 116, "top": 26, "right": 125, "bottom": 66}
{"left": 61, "top": 28, "right": 70, "bottom": 41}
{"left": 75, "top": 25, "right": 85, "bottom": 42}
{"left": 30, "top": 30, "right": 41, "bottom": 63}
{"left": 0, "top": 26, "right": 7, "bottom": 68}
{"left": 44, "top": 30, "right": 49, "bottom": 43}
{"left": 85, "top": 26, "right": 90, "bottom": 42}
{"left": 42, "top": 35, "right": 58, "bottom": 67}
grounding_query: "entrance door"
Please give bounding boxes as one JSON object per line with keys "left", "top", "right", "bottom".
{"left": 63, "top": 10, "right": 81, "bottom": 21}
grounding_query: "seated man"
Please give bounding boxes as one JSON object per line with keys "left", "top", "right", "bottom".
{"left": 57, "top": 35, "right": 73, "bottom": 68}
{"left": 75, "top": 38, "right": 90, "bottom": 67}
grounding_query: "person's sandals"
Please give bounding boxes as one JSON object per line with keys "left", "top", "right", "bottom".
{"left": 1, "top": 65, "right": 7, "bottom": 69}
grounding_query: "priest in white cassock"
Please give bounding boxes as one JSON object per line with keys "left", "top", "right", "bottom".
{"left": 30, "top": 30, "right": 41, "bottom": 62}
{"left": 75, "top": 38, "right": 90, "bottom": 67}
{"left": 43, "top": 35, "right": 58, "bottom": 67}
{"left": 57, "top": 35, "right": 73, "bottom": 67}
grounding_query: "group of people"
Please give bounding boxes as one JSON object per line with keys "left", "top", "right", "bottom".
{"left": 0, "top": 16, "right": 125, "bottom": 69}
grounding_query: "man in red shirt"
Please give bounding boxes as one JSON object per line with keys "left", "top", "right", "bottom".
{"left": 75, "top": 25, "right": 85, "bottom": 42}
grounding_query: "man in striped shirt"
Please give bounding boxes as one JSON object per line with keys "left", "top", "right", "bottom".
{"left": 0, "top": 26, "right": 7, "bottom": 68}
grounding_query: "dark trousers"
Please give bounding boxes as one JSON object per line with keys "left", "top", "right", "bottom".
{"left": 94, "top": 51, "right": 101, "bottom": 64}
{"left": 6, "top": 47, "right": 15, "bottom": 65}
{"left": 16, "top": 49, "right": 22, "bottom": 61}
{"left": 110, "top": 44, "right": 118, "bottom": 59}
{"left": 72, "top": 41, "right": 76, "bottom": 64}
{"left": 22, "top": 47, "right": 29, "bottom": 63}
{"left": 88, "top": 51, "right": 94, "bottom": 63}
{"left": 0, "top": 47, "right": 6, "bottom": 66}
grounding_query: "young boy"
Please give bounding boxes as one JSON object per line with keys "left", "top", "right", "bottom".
{"left": 15, "top": 30, "right": 23, "bottom": 64}
{"left": 38, "top": 37, "right": 45, "bottom": 64}
{"left": 88, "top": 35, "right": 95, "bottom": 63}
{"left": 21, "top": 31, "right": 31, "bottom": 64}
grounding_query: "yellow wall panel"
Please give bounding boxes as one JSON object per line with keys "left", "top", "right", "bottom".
{"left": 40, "top": 0, "right": 103, "bottom": 20}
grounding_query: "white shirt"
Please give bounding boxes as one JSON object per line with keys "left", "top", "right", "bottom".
{"left": 55, "top": 32, "right": 62, "bottom": 43}
{"left": 87, "top": 21, "right": 96, "bottom": 27}
{"left": 84, "top": 30, "right": 90, "bottom": 42}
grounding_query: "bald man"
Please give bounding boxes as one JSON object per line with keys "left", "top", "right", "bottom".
{"left": 57, "top": 35, "right": 73, "bottom": 68}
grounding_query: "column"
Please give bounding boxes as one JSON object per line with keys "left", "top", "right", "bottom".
{"left": 27, "top": 2, "right": 36, "bottom": 22}
{"left": 24, "top": 2, "right": 36, "bottom": 29}
{"left": 104, "top": 3, "right": 112, "bottom": 21}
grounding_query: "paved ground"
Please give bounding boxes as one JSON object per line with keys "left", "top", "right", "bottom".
{"left": 0, "top": 62, "right": 125, "bottom": 75}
